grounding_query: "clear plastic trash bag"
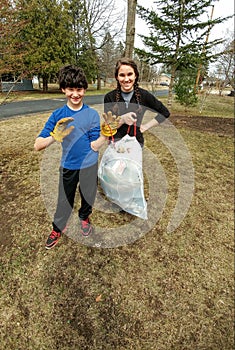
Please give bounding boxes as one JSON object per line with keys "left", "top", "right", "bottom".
{"left": 98, "top": 135, "right": 147, "bottom": 219}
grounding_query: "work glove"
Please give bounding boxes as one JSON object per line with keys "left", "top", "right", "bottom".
{"left": 101, "top": 111, "right": 121, "bottom": 137}
{"left": 50, "top": 117, "right": 74, "bottom": 142}
{"left": 121, "top": 112, "right": 137, "bottom": 125}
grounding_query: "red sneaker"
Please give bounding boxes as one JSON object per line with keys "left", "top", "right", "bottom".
{"left": 80, "top": 218, "right": 93, "bottom": 236}
{"left": 45, "top": 230, "right": 61, "bottom": 249}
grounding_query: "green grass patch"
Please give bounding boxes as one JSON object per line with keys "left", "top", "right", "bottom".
{"left": 170, "top": 93, "right": 234, "bottom": 118}
{"left": 0, "top": 86, "right": 111, "bottom": 103}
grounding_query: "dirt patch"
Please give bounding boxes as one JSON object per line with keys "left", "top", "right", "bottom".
{"left": 170, "top": 115, "right": 234, "bottom": 137}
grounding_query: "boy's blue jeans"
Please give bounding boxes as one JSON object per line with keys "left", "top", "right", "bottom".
{"left": 52, "top": 163, "right": 98, "bottom": 232}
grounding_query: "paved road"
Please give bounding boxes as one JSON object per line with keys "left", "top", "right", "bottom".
{"left": 0, "top": 90, "right": 167, "bottom": 119}
{"left": 0, "top": 95, "right": 104, "bottom": 119}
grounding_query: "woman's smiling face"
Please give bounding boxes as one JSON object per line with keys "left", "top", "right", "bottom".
{"left": 116, "top": 64, "right": 136, "bottom": 93}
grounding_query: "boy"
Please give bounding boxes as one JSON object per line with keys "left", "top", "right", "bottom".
{"left": 34, "top": 65, "right": 106, "bottom": 249}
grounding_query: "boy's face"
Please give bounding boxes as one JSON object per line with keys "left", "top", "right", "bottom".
{"left": 62, "top": 87, "right": 86, "bottom": 110}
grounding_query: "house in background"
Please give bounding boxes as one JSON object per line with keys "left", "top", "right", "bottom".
{"left": 0, "top": 73, "right": 33, "bottom": 92}
{"left": 159, "top": 73, "right": 171, "bottom": 86}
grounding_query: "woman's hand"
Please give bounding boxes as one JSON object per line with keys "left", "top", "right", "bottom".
{"left": 140, "top": 124, "right": 148, "bottom": 133}
{"left": 120, "top": 112, "right": 137, "bottom": 125}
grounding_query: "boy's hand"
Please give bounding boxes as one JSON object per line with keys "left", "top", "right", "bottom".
{"left": 101, "top": 111, "right": 120, "bottom": 136}
{"left": 50, "top": 117, "right": 74, "bottom": 142}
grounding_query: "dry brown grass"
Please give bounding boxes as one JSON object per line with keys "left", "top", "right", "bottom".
{"left": 0, "top": 102, "right": 234, "bottom": 349}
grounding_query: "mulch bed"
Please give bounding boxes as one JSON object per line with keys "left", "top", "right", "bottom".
{"left": 170, "top": 115, "right": 234, "bottom": 137}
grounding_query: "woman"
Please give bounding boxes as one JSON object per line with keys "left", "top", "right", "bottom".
{"left": 104, "top": 58, "right": 170, "bottom": 146}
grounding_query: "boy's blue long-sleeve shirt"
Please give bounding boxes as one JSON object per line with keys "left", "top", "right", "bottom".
{"left": 38, "top": 104, "right": 100, "bottom": 170}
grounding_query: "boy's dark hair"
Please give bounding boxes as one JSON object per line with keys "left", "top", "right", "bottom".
{"left": 58, "top": 65, "right": 88, "bottom": 90}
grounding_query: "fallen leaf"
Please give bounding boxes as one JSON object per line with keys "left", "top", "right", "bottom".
{"left": 95, "top": 294, "right": 102, "bottom": 302}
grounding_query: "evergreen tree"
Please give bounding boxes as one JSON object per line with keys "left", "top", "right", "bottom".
{"left": 98, "top": 33, "right": 125, "bottom": 85}
{"left": 68, "top": 0, "right": 97, "bottom": 83}
{"left": 116, "top": 41, "right": 125, "bottom": 58}
{"left": 1, "top": 0, "right": 125, "bottom": 92}
{"left": 174, "top": 68, "right": 199, "bottom": 109}
{"left": 16, "top": 0, "right": 74, "bottom": 91}
{"left": 137, "top": 0, "right": 231, "bottom": 106}
{"left": 0, "top": 0, "right": 29, "bottom": 80}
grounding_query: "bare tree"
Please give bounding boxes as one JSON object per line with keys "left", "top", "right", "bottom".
{"left": 213, "top": 31, "right": 235, "bottom": 95}
{"left": 124, "top": 0, "right": 137, "bottom": 58}
{"left": 71, "top": 0, "right": 125, "bottom": 88}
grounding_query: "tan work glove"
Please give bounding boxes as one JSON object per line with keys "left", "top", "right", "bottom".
{"left": 50, "top": 117, "right": 74, "bottom": 142}
{"left": 101, "top": 111, "right": 121, "bottom": 137}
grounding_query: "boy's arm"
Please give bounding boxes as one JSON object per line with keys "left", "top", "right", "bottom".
{"left": 34, "top": 136, "right": 55, "bottom": 151}
{"left": 90, "top": 134, "right": 107, "bottom": 152}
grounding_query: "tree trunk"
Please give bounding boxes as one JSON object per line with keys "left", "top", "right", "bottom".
{"left": 42, "top": 75, "right": 48, "bottom": 92}
{"left": 168, "top": 65, "right": 177, "bottom": 107}
{"left": 124, "top": 0, "right": 137, "bottom": 58}
{"left": 97, "top": 75, "right": 101, "bottom": 90}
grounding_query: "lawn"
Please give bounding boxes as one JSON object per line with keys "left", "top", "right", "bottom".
{"left": 0, "top": 95, "right": 234, "bottom": 349}
{"left": 0, "top": 86, "right": 112, "bottom": 104}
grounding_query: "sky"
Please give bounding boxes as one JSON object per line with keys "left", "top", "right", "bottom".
{"left": 119, "top": 0, "right": 234, "bottom": 49}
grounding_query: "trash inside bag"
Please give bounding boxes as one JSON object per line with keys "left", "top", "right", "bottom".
{"left": 98, "top": 135, "right": 147, "bottom": 219}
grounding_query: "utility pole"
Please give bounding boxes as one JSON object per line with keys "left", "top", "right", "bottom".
{"left": 124, "top": 0, "right": 137, "bottom": 58}
{"left": 194, "top": 5, "right": 214, "bottom": 92}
